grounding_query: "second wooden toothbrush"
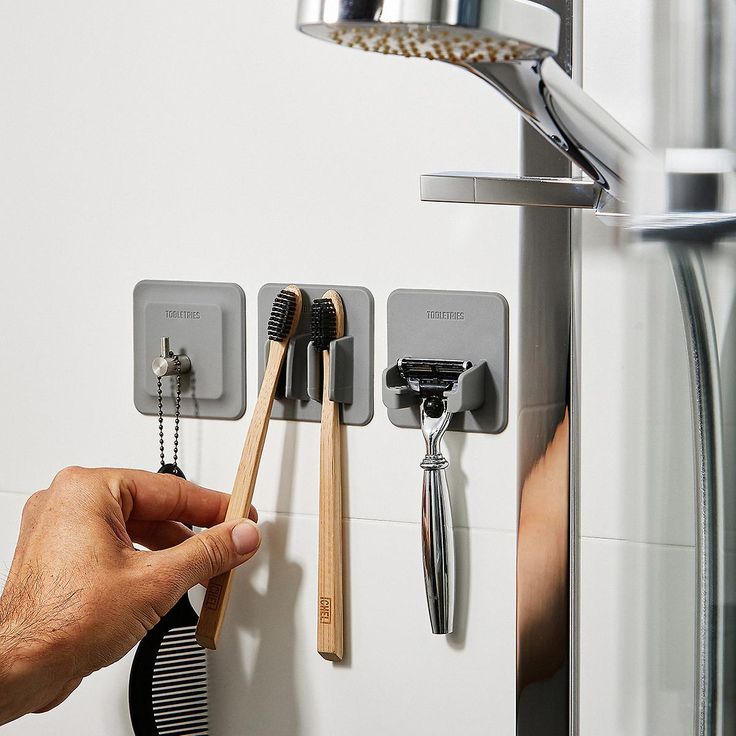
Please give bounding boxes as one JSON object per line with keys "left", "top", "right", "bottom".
{"left": 311, "top": 289, "right": 345, "bottom": 661}
{"left": 196, "top": 284, "right": 302, "bottom": 650}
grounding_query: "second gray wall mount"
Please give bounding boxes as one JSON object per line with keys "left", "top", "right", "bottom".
{"left": 257, "top": 283, "right": 374, "bottom": 426}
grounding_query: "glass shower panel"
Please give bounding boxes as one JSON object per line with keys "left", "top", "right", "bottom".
{"left": 648, "top": 0, "right": 735, "bottom": 733}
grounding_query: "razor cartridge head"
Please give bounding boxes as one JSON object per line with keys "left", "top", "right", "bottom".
{"left": 397, "top": 358, "right": 472, "bottom": 396}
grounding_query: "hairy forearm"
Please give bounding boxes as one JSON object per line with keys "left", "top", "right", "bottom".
{"left": 0, "top": 616, "right": 44, "bottom": 724}
{"left": 0, "top": 568, "right": 81, "bottom": 725}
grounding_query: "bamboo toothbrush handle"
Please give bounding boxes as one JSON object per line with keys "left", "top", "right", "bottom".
{"left": 196, "top": 342, "right": 287, "bottom": 650}
{"left": 317, "top": 351, "right": 344, "bottom": 661}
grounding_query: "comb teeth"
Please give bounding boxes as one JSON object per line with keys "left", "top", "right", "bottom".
{"left": 152, "top": 625, "right": 208, "bottom": 735}
{"left": 268, "top": 289, "right": 297, "bottom": 342}
{"left": 311, "top": 298, "right": 337, "bottom": 351}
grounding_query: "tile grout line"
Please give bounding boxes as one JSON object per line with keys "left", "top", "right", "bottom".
{"left": 581, "top": 534, "right": 696, "bottom": 551}
{"left": 0, "top": 490, "right": 30, "bottom": 499}
{"left": 257, "top": 508, "right": 517, "bottom": 535}
{"left": 252, "top": 510, "right": 699, "bottom": 547}
{"left": 0, "top": 490, "right": 698, "bottom": 548}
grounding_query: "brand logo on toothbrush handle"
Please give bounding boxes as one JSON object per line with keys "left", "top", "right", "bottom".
{"left": 319, "top": 597, "right": 332, "bottom": 624}
{"left": 204, "top": 583, "right": 223, "bottom": 610}
{"left": 426, "top": 310, "right": 465, "bottom": 321}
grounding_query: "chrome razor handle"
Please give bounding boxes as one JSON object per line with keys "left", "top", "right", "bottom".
{"left": 420, "top": 396, "right": 455, "bottom": 635}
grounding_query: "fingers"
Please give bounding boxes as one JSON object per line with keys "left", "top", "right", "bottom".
{"left": 147, "top": 520, "right": 261, "bottom": 596}
{"left": 48, "top": 467, "right": 258, "bottom": 528}
{"left": 108, "top": 468, "right": 258, "bottom": 526}
{"left": 92, "top": 468, "right": 231, "bottom": 527}
{"left": 127, "top": 520, "right": 194, "bottom": 551}
{"left": 126, "top": 513, "right": 258, "bottom": 554}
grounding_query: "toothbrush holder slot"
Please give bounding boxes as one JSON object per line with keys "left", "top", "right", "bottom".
{"left": 263, "top": 335, "right": 311, "bottom": 401}
{"left": 307, "top": 336, "right": 354, "bottom": 404}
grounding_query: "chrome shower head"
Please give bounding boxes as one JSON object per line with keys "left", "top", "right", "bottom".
{"left": 298, "top": 0, "right": 560, "bottom": 64}
{"left": 298, "top": 0, "right": 650, "bottom": 202}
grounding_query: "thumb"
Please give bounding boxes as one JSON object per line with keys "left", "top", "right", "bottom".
{"left": 152, "top": 519, "right": 261, "bottom": 594}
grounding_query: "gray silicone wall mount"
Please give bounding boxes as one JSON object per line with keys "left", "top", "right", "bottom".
{"left": 383, "top": 289, "right": 509, "bottom": 434}
{"left": 133, "top": 280, "right": 246, "bottom": 420}
{"left": 257, "top": 283, "right": 374, "bottom": 426}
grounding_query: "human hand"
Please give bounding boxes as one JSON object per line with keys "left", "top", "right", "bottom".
{"left": 0, "top": 466, "right": 260, "bottom": 725}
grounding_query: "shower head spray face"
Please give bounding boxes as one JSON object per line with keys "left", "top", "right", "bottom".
{"left": 297, "top": 0, "right": 560, "bottom": 63}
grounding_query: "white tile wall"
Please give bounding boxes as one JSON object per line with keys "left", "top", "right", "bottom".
{"left": 0, "top": 1, "right": 707, "bottom": 734}
{"left": 208, "top": 518, "right": 516, "bottom": 736}
{"left": 0, "top": 494, "right": 515, "bottom": 735}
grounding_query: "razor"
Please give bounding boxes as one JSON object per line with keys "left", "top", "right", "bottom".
{"left": 397, "top": 357, "right": 472, "bottom": 635}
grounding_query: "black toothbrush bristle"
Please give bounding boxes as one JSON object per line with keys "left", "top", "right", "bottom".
{"left": 311, "top": 299, "right": 337, "bottom": 351}
{"left": 267, "top": 289, "right": 297, "bottom": 342}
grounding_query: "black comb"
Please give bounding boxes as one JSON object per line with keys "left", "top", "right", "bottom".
{"left": 267, "top": 288, "right": 297, "bottom": 342}
{"left": 129, "top": 464, "right": 208, "bottom": 736}
{"left": 311, "top": 298, "right": 337, "bottom": 351}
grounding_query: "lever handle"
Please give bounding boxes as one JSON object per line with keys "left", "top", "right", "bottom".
{"left": 419, "top": 398, "right": 455, "bottom": 635}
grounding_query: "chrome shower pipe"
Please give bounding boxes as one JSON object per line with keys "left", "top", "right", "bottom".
{"left": 516, "top": 5, "right": 578, "bottom": 735}
{"left": 463, "top": 56, "right": 648, "bottom": 201}
{"left": 667, "top": 246, "right": 724, "bottom": 736}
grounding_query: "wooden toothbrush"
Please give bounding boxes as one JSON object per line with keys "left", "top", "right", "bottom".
{"left": 311, "top": 290, "right": 345, "bottom": 661}
{"left": 196, "top": 284, "right": 302, "bottom": 650}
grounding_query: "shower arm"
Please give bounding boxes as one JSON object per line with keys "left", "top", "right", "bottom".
{"left": 415, "top": 53, "right": 651, "bottom": 212}
{"left": 467, "top": 56, "right": 650, "bottom": 203}
{"left": 422, "top": 57, "right": 736, "bottom": 234}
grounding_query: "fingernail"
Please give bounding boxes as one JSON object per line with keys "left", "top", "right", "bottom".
{"left": 232, "top": 520, "right": 260, "bottom": 555}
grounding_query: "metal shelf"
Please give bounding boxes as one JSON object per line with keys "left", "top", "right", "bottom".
{"left": 420, "top": 172, "right": 602, "bottom": 209}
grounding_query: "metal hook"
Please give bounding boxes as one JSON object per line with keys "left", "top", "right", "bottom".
{"left": 151, "top": 337, "right": 192, "bottom": 378}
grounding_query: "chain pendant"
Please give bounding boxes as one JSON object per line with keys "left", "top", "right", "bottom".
{"left": 157, "top": 353, "right": 182, "bottom": 471}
